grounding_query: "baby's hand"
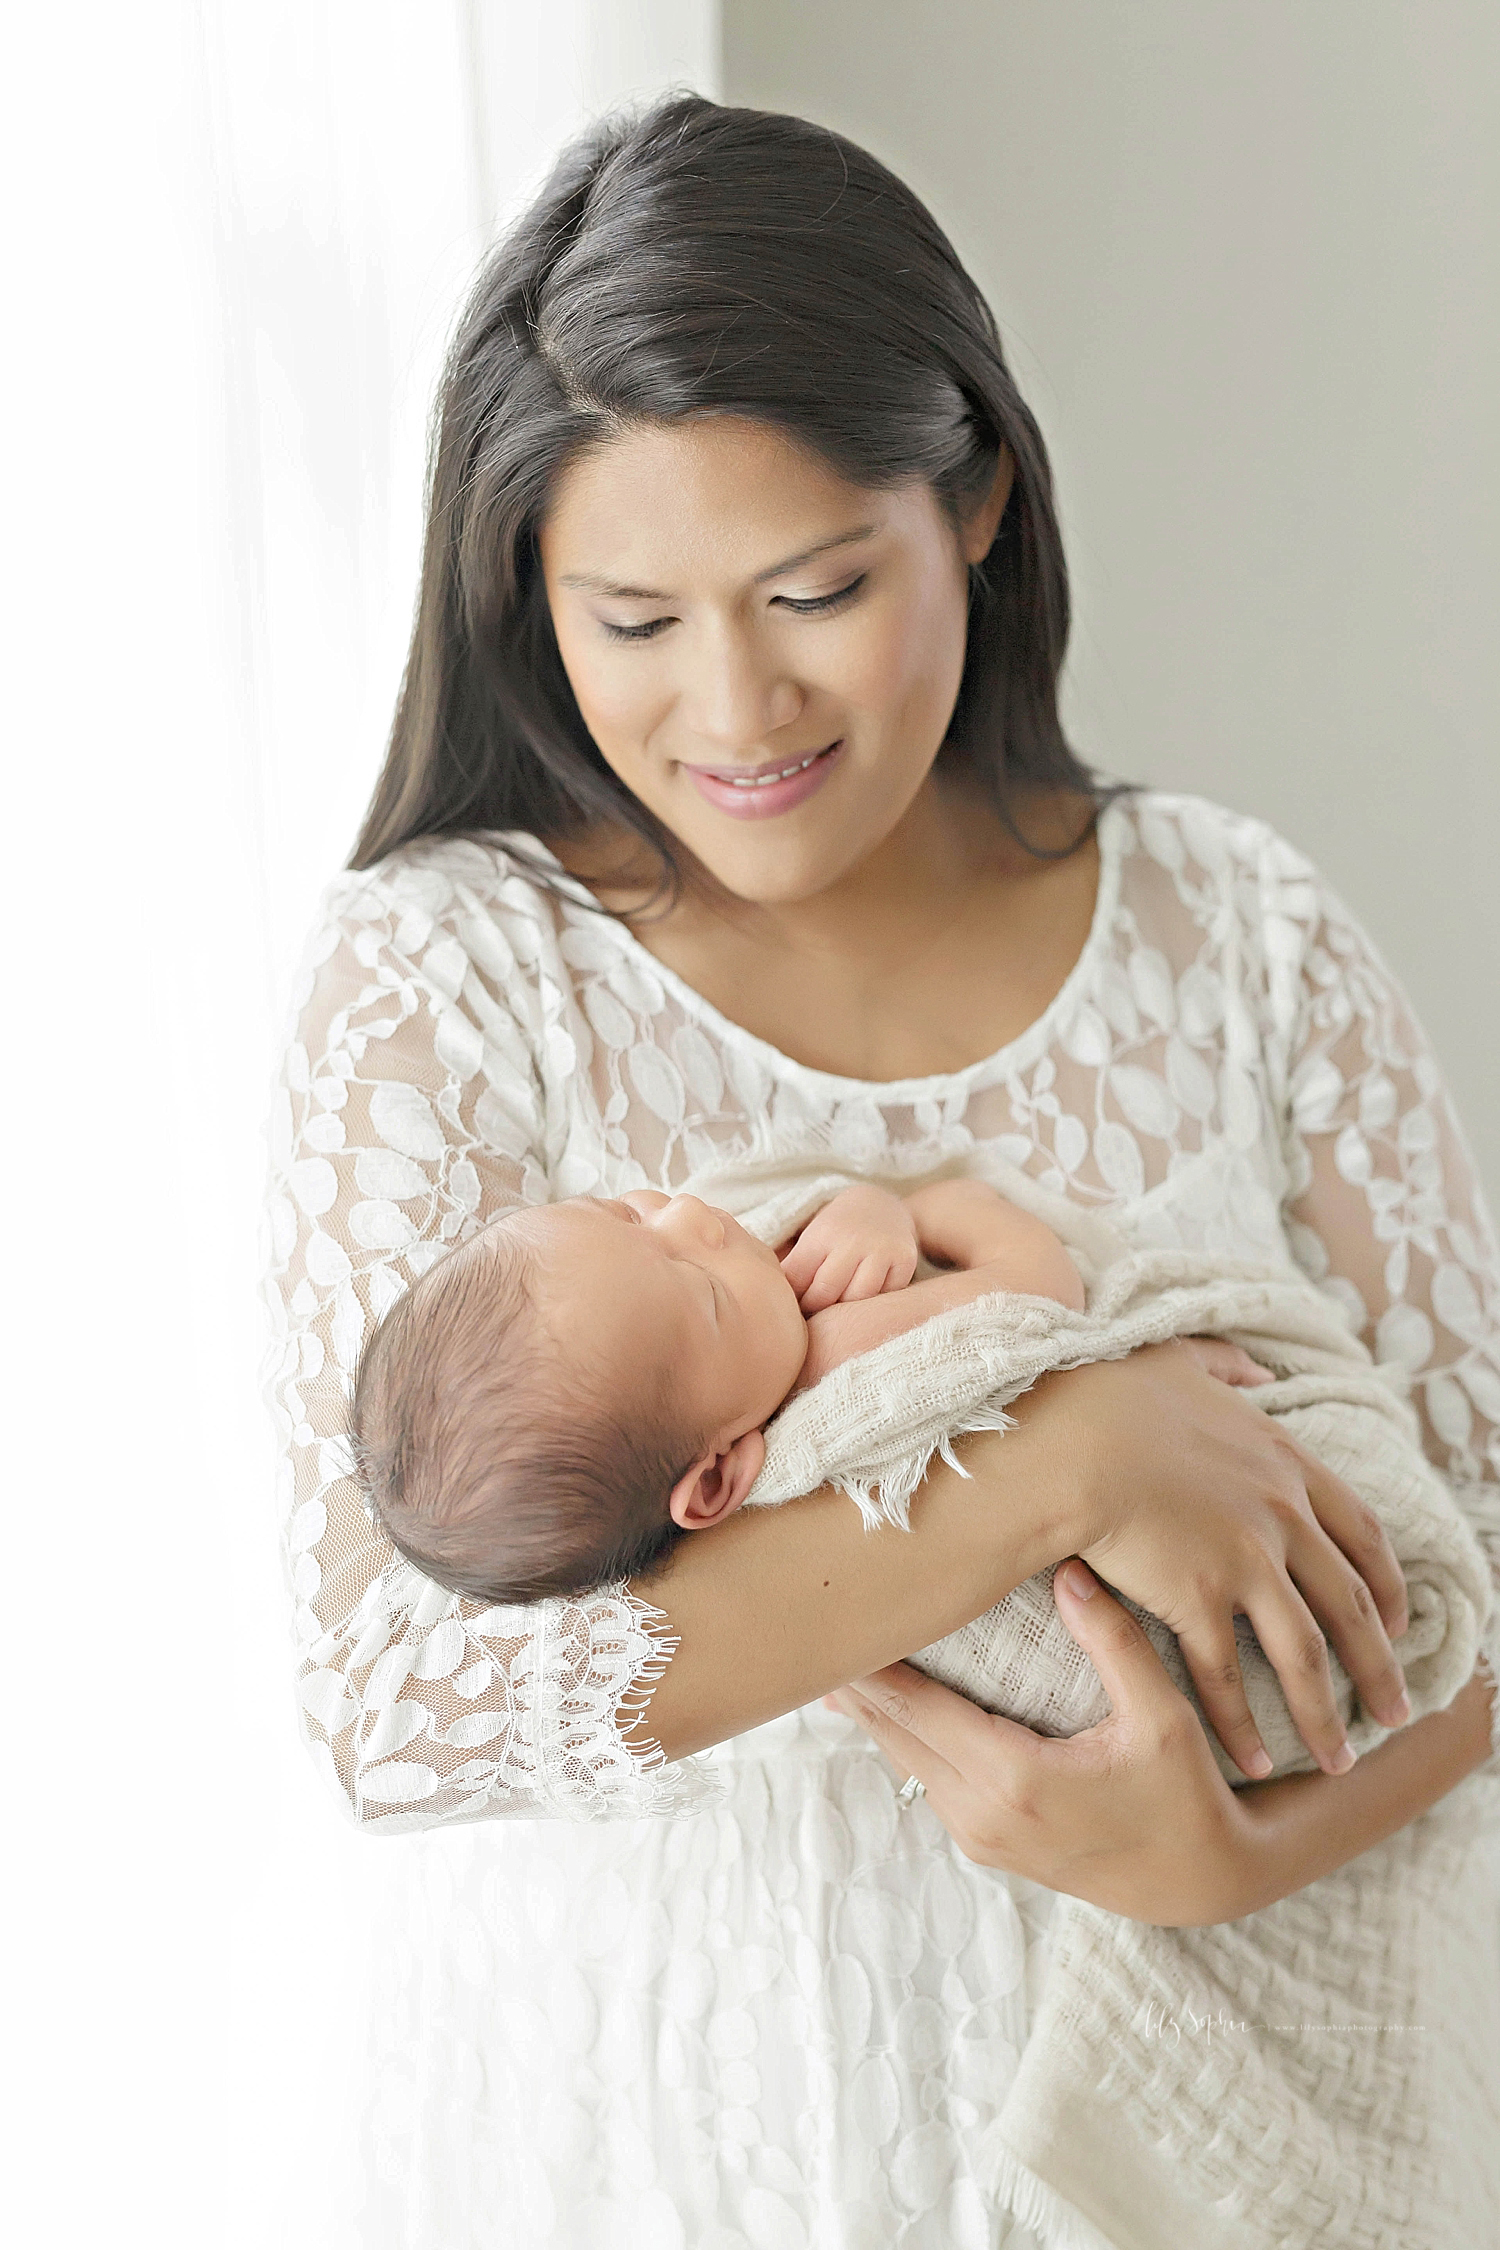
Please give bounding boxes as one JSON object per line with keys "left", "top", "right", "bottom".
{"left": 780, "top": 1186, "right": 920, "bottom": 1315}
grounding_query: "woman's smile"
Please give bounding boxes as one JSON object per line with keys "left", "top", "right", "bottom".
{"left": 682, "top": 738, "right": 845, "bottom": 819}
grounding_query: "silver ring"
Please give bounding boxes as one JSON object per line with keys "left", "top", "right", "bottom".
{"left": 896, "top": 1775, "right": 926, "bottom": 1807}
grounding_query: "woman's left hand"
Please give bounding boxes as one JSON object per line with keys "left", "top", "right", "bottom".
{"left": 829, "top": 1559, "right": 1258, "bottom": 1927}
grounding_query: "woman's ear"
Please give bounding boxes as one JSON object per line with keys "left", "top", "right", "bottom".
{"left": 959, "top": 445, "right": 1015, "bottom": 566}
{"left": 668, "top": 1428, "right": 768, "bottom": 1531}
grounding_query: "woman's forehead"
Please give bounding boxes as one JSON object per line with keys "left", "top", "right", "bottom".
{"left": 540, "top": 417, "right": 905, "bottom": 582}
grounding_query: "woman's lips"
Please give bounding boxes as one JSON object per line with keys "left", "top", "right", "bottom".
{"left": 683, "top": 741, "right": 844, "bottom": 820}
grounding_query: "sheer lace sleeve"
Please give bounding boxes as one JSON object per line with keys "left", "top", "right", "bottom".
{"left": 263, "top": 848, "right": 712, "bottom": 1828}
{"left": 1276, "top": 857, "right": 1500, "bottom": 1741}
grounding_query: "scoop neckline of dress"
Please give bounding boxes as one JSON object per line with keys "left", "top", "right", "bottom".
{"left": 513, "top": 795, "right": 1127, "bottom": 1104}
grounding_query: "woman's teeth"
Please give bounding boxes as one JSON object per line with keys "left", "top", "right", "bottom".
{"left": 726, "top": 748, "right": 831, "bottom": 789}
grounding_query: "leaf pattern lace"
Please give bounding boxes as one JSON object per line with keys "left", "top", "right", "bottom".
{"left": 263, "top": 795, "right": 1500, "bottom": 1826}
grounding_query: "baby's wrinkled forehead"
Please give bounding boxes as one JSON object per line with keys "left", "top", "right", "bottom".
{"left": 489, "top": 1195, "right": 650, "bottom": 1301}
{"left": 495, "top": 1194, "right": 621, "bottom": 1252}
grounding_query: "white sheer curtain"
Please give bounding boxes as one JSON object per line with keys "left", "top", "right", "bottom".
{"left": 7, "top": 7, "right": 716, "bottom": 2246}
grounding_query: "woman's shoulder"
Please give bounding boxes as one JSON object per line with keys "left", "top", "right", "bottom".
{"left": 319, "top": 828, "right": 576, "bottom": 931}
{"left": 302, "top": 828, "right": 616, "bottom": 997}
{"left": 283, "top": 830, "right": 603, "bottom": 1069}
{"left": 1108, "top": 787, "right": 1341, "bottom": 964}
{"left": 1110, "top": 786, "right": 1319, "bottom": 890}
{"left": 1104, "top": 789, "right": 1366, "bottom": 1049}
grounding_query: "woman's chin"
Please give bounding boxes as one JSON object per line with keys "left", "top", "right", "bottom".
{"left": 693, "top": 843, "right": 867, "bottom": 910}
{"left": 669, "top": 804, "right": 890, "bottom": 908}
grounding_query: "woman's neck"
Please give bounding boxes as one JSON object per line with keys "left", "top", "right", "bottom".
{"left": 561, "top": 774, "right": 1089, "bottom": 964}
{"left": 550, "top": 777, "right": 1101, "bottom": 1082}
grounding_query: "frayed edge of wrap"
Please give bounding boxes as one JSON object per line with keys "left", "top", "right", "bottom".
{"left": 981, "top": 2136, "right": 1123, "bottom": 2250}
{"left": 831, "top": 1403, "right": 1020, "bottom": 1531}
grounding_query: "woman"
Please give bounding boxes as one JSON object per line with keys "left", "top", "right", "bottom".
{"left": 267, "top": 96, "right": 1499, "bottom": 2246}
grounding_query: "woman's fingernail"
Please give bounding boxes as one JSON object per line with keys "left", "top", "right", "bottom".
{"left": 1059, "top": 1560, "right": 1097, "bottom": 1600}
{"left": 1245, "top": 1748, "right": 1273, "bottom": 1779}
{"left": 1383, "top": 1689, "right": 1411, "bottom": 1726}
{"left": 1330, "top": 1740, "right": 1356, "bottom": 1774}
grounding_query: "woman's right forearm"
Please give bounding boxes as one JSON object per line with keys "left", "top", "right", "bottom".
{"left": 637, "top": 1340, "right": 1416, "bottom": 1775}
{"left": 635, "top": 1378, "right": 1087, "bottom": 1760}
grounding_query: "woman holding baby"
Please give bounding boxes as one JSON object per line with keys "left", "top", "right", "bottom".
{"left": 267, "top": 97, "right": 1500, "bottom": 2248}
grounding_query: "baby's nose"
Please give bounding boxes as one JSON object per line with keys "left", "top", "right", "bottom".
{"left": 661, "top": 1194, "right": 726, "bottom": 1247}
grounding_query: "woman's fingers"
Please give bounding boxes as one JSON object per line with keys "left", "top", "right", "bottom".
{"left": 1238, "top": 1573, "right": 1355, "bottom": 1773}
{"left": 827, "top": 1674, "right": 968, "bottom": 1808}
{"left": 839, "top": 1589, "right": 1238, "bottom": 1901}
{"left": 1294, "top": 1440, "right": 1410, "bottom": 1642}
{"left": 1268, "top": 1433, "right": 1411, "bottom": 1736}
{"left": 841, "top": 1664, "right": 993, "bottom": 1775}
{"left": 838, "top": 1661, "right": 1048, "bottom": 1785}
{"left": 1284, "top": 1515, "right": 1411, "bottom": 1731}
{"left": 1164, "top": 1613, "right": 1273, "bottom": 1779}
{"left": 1179, "top": 1335, "right": 1274, "bottom": 1389}
{"left": 1051, "top": 1561, "right": 1198, "bottom": 1742}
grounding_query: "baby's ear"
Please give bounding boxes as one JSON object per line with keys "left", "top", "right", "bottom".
{"left": 668, "top": 1429, "right": 767, "bottom": 1531}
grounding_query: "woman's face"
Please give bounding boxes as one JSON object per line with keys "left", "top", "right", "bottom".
{"left": 538, "top": 417, "right": 1009, "bottom": 905}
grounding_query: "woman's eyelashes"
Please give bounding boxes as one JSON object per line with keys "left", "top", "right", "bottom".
{"left": 775, "top": 573, "right": 867, "bottom": 618}
{"left": 599, "top": 615, "right": 672, "bottom": 643}
{"left": 598, "top": 574, "right": 868, "bottom": 644}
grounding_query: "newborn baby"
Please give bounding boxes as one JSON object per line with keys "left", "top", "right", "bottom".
{"left": 351, "top": 1179, "right": 1157, "bottom": 1605}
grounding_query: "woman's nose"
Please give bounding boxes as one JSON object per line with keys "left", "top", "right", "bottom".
{"left": 681, "top": 628, "right": 803, "bottom": 750}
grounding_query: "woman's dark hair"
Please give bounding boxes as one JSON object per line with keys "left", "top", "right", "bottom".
{"left": 352, "top": 92, "right": 1107, "bottom": 890}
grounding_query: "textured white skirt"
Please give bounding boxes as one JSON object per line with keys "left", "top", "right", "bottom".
{"left": 358, "top": 1702, "right": 1056, "bottom": 2248}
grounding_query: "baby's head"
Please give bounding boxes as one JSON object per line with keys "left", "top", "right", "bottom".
{"left": 351, "top": 1192, "right": 808, "bottom": 1604}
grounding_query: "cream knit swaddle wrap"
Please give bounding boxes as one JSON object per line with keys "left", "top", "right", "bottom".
{"left": 749, "top": 1244, "right": 1489, "bottom": 1786}
{"left": 683, "top": 1145, "right": 1500, "bottom": 2250}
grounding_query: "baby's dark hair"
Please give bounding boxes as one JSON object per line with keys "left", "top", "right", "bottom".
{"left": 350, "top": 1223, "right": 706, "bottom": 1604}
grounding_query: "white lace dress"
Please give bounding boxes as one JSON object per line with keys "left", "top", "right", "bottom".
{"left": 265, "top": 790, "right": 1500, "bottom": 2250}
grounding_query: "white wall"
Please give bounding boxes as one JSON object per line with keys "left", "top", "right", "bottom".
{"left": 725, "top": 0, "right": 1500, "bottom": 1202}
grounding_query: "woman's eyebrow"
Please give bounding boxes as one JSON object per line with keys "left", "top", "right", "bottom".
{"left": 753, "top": 525, "right": 877, "bottom": 583}
{"left": 558, "top": 524, "right": 878, "bottom": 603}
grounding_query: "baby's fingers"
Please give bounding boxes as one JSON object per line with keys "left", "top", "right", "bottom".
{"left": 843, "top": 1251, "right": 909, "bottom": 1301}
{"left": 888, "top": 1239, "right": 920, "bottom": 1291}
{"left": 779, "top": 1238, "right": 823, "bottom": 1294}
{"left": 798, "top": 1246, "right": 861, "bottom": 1313}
